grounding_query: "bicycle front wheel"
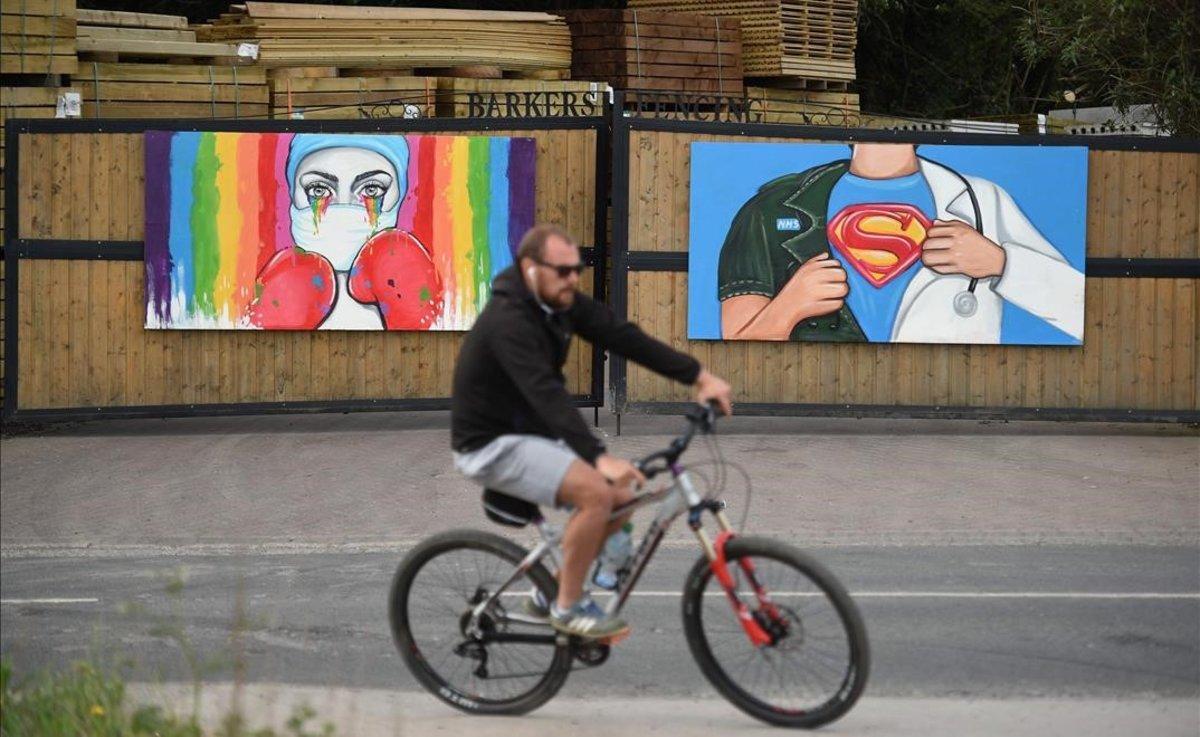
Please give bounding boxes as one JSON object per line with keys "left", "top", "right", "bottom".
{"left": 682, "top": 536, "right": 869, "bottom": 728}
{"left": 389, "top": 529, "right": 572, "bottom": 715}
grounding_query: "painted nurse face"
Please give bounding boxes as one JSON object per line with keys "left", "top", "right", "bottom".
{"left": 289, "top": 146, "right": 403, "bottom": 271}
{"left": 291, "top": 147, "right": 401, "bottom": 211}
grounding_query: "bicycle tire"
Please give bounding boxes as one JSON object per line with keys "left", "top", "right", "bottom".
{"left": 389, "top": 529, "right": 572, "bottom": 715}
{"left": 681, "top": 536, "right": 870, "bottom": 728}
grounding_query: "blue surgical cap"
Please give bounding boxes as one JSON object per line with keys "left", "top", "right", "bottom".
{"left": 285, "top": 134, "right": 410, "bottom": 202}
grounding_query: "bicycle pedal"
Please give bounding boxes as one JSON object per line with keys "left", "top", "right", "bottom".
{"left": 597, "top": 629, "right": 631, "bottom": 646}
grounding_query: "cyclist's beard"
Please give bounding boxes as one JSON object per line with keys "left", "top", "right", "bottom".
{"left": 531, "top": 271, "right": 575, "bottom": 311}
{"left": 548, "top": 286, "right": 576, "bottom": 310}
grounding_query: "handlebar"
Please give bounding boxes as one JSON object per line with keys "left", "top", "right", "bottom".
{"left": 633, "top": 401, "right": 721, "bottom": 480}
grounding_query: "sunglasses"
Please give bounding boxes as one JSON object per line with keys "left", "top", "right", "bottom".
{"left": 534, "top": 259, "right": 585, "bottom": 278}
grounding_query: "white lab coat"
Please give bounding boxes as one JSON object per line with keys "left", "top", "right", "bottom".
{"left": 891, "top": 159, "right": 1085, "bottom": 343}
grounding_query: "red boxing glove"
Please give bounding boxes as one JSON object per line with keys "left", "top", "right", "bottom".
{"left": 348, "top": 229, "right": 444, "bottom": 330}
{"left": 247, "top": 247, "right": 336, "bottom": 329}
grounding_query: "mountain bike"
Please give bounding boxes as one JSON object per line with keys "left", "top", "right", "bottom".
{"left": 388, "top": 405, "right": 869, "bottom": 728}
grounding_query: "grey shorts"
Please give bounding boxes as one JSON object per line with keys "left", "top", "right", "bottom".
{"left": 453, "top": 435, "right": 579, "bottom": 508}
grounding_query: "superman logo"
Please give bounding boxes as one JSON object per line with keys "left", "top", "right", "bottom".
{"left": 826, "top": 203, "right": 932, "bottom": 287}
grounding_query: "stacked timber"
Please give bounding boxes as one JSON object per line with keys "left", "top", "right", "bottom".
{"left": 67, "top": 8, "right": 266, "bottom": 119}
{"left": 566, "top": 9, "right": 742, "bottom": 95}
{"left": 626, "top": 0, "right": 856, "bottom": 87}
{"left": 268, "top": 71, "right": 438, "bottom": 119}
{"left": 2, "top": 0, "right": 78, "bottom": 75}
{"left": 197, "top": 2, "right": 572, "bottom": 75}
{"left": 76, "top": 8, "right": 251, "bottom": 65}
{"left": 71, "top": 62, "right": 268, "bottom": 119}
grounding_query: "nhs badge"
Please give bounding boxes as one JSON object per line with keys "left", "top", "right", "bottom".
{"left": 776, "top": 217, "right": 802, "bottom": 231}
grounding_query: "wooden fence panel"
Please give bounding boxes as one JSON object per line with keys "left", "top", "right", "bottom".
{"left": 624, "top": 130, "right": 1200, "bottom": 413}
{"left": 625, "top": 272, "right": 1198, "bottom": 410}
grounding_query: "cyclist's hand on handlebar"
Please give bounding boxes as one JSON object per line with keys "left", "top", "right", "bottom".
{"left": 595, "top": 453, "right": 647, "bottom": 488}
{"left": 693, "top": 369, "right": 733, "bottom": 416}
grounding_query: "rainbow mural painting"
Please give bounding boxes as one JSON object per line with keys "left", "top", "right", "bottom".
{"left": 144, "top": 131, "right": 536, "bottom": 330}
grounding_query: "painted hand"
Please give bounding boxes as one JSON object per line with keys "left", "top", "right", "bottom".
{"left": 779, "top": 253, "right": 849, "bottom": 322}
{"left": 921, "top": 219, "right": 1007, "bottom": 279}
{"left": 348, "top": 229, "right": 444, "bottom": 330}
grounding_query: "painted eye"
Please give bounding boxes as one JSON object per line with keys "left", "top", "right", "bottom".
{"left": 359, "top": 183, "right": 386, "bottom": 199}
{"left": 305, "top": 183, "right": 333, "bottom": 202}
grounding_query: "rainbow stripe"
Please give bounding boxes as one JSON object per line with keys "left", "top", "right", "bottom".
{"left": 144, "top": 131, "right": 535, "bottom": 330}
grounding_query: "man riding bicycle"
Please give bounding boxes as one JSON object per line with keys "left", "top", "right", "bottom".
{"left": 451, "top": 223, "right": 734, "bottom": 640}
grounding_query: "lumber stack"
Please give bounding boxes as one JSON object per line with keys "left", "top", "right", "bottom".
{"left": 2, "top": 0, "right": 78, "bottom": 75}
{"left": 566, "top": 9, "right": 742, "bottom": 95}
{"left": 75, "top": 8, "right": 251, "bottom": 65}
{"left": 197, "top": 2, "right": 571, "bottom": 74}
{"left": 269, "top": 72, "right": 438, "bottom": 119}
{"left": 70, "top": 62, "right": 268, "bottom": 119}
{"left": 626, "top": 0, "right": 856, "bottom": 86}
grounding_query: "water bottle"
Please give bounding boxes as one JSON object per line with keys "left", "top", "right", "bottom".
{"left": 592, "top": 523, "right": 634, "bottom": 590}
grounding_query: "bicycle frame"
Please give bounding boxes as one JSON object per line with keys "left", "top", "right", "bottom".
{"left": 466, "top": 463, "right": 738, "bottom": 636}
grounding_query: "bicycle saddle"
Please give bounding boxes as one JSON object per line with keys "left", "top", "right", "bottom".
{"left": 482, "top": 489, "right": 540, "bottom": 528}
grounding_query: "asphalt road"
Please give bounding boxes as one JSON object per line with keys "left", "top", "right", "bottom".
{"left": 3, "top": 412, "right": 1196, "bottom": 734}
{"left": 3, "top": 544, "right": 1196, "bottom": 701}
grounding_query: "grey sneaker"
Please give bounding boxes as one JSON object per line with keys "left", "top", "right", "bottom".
{"left": 520, "top": 587, "right": 550, "bottom": 619}
{"left": 550, "top": 597, "right": 630, "bottom": 640}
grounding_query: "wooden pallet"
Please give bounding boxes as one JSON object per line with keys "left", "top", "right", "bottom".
{"left": 196, "top": 2, "right": 571, "bottom": 73}
{"left": 70, "top": 62, "right": 269, "bottom": 119}
{"left": 1, "top": 0, "right": 78, "bottom": 75}
{"left": 76, "top": 38, "right": 248, "bottom": 64}
{"left": 626, "top": 0, "right": 856, "bottom": 81}
{"left": 567, "top": 9, "right": 743, "bottom": 95}
{"left": 748, "top": 70, "right": 854, "bottom": 90}
{"left": 76, "top": 8, "right": 188, "bottom": 30}
{"left": 75, "top": 8, "right": 255, "bottom": 66}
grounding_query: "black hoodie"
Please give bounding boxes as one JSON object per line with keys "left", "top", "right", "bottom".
{"left": 451, "top": 266, "right": 701, "bottom": 463}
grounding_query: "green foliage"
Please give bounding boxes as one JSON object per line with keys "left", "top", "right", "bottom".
{"left": 1017, "top": 0, "right": 1199, "bottom": 135}
{"left": 858, "top": 0, "right": 1199, "bottom": 135}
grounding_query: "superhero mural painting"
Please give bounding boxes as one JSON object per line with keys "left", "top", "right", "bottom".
{"left": 143, "top": 132, "right": 535, "bottom": 331}
{"left": 686, "top": 142, "right": 1087, "bottom": 345}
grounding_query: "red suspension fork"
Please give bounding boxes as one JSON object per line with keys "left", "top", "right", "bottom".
{"left": 710, "top": 531, "right": 774, "bottom": 647}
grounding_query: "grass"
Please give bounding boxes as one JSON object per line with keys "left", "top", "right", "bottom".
{"left": 1, "top": 568, "right": 335, "bottom": 737}
{"left": 0, "top": 659, "right": 334, "bottom": 737}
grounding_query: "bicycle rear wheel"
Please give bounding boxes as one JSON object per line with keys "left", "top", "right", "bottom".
{"left": 682, "top": 536, "right": 869, "bottom": 728}
{"left": 389, "top": 529, "right": 571, "bottom": 715}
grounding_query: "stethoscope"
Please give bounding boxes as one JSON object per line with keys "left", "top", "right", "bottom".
{"left": 938, "top": 161, "right": 984, "bottom": 318}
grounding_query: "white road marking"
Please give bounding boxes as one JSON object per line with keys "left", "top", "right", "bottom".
{"left": 501, "top": 591, "right": 1200, "bottom": 600}
{"left": 0, "top": 598, "right": 100, "bottom": 605}
{"left": 633, "top": 591, "right": 1200, "bottom": 599}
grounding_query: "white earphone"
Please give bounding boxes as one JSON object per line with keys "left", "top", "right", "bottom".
{"left": 526, "top": 266, "right": 537, "bottom": 281}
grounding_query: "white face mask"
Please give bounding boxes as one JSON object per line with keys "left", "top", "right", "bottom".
{"left": 289, "top": 202, "right": 399, "bottom": 271}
